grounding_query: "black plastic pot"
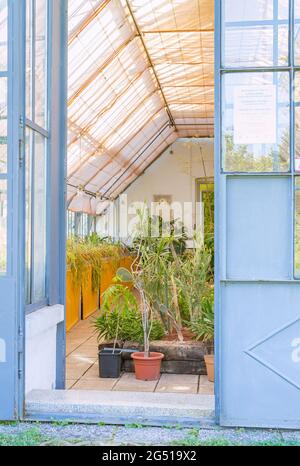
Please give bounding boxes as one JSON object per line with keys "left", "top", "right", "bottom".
{"left": 98, "top": 348, "right": 122, "bottom": 378}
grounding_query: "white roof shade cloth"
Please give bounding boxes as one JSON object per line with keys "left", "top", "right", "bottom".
{"left": 67, "top": 0, "right": 214, "bottom": 208}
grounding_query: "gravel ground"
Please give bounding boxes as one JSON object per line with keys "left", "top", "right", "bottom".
{"left": 1, "top": 422, "right": 300, "bottom": 446}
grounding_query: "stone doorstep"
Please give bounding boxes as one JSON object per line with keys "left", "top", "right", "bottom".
{"left": 25, "top": 390, "right": 215, "bottom": 424}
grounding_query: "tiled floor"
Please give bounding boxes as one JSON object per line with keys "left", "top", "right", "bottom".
{"left": 66, "top": 314, "right": 214, "bottom": 395}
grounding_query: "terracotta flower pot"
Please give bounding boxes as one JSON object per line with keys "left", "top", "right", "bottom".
{"left": 131, "top": 352, "right": 164, "bottom": 381}
{"left": 204, "top": 355, "right": 214, "bottom": 383}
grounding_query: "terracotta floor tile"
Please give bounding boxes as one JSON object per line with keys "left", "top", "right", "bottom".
{"left": 66, "top": 380, "right": 77, "bottom": 389}
{"left": 82, "top": 362, "right": 100, "bottom": 379}
{"left": 71, "top": 378, "right": 118, "bottom": 391}
{"left": 113, "top": 372, "right": 157, "bottom": 392}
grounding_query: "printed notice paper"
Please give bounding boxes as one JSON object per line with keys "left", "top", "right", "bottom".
{"left": 233, "top": 85, "right": 277, "bottom": 145}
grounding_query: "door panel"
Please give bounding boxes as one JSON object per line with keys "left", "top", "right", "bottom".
{"left": 0, "top": 0, "right": 24, "bottom": 420}
{"left": 221, "top": 283, "right": 300, "bottom": 428}
{"left": 0, "top": 279, "right": 16, "bottom": 419}
{"left": 226, "top": 177, "right": 291, "bottom": 280}
{"left": 215, "top": 0, "right": 300, "bottom": 428}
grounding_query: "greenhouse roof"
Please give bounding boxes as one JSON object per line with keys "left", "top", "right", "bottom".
{"left": 67, "top": 0, "right": 214, "bottom": 207}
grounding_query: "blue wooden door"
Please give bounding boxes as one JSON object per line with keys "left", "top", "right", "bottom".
{"left": 0, "top": 0, "right": 25, "bottom": 420}
{"left": 215, "top": 0, "right": 300, "bottom": 428}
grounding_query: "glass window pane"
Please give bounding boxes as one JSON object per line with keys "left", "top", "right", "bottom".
{"left": 295, "top": 74, "right": 300, "bottom": 171}
{"left": 295, "top": 178, "right": 300, "bottom": 278}
{"left": 0, "top": 179, "right": 7, "bottom": 274}
{"left": 26, "top": 0, "right": 33, "bottom": 121}
{"left": 32, "top": 132, "right": 47, "bottom": 302}
{"left": 222, "top": 72, "right": 290, "bottom": 172}
{"left": 0, "top": 1, "right": 7, "bottom": 71}
{"left": 222, "top": 0, "right": 289, "bottom": 67}
{"left": 295, "top": 0, "right": 300, "bottom": 65}
{"left": 35, "top": 0, "right": 48, "bottom": 128}
{"left": 0, "top": 77, "right": 7, "bottom": 174}
{"left": 25, "top": 128, "right": 32, "bottom": 304}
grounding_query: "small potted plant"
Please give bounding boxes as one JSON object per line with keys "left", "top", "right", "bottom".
{"left": 117, "top": 266, "right": 164, "bottom": 381}
{"left": 94, "top": 282, "right": 139, "bottom": 378}
{"left": 131, "top": 285, "right": 164, "bottom": 381}
{"left": 189, "top": 289, "right": 214, "bottom": 382}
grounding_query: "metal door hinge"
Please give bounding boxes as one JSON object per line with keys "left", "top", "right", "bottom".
{"left": 17, "top": 327, "right": 24, "bottom": 380}
{"left": 17, "top": 326, "right": 24, "bottom": 354}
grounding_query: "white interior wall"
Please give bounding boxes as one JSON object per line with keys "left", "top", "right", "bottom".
{"left": 125, "top": 138, "right": 214, "bottom": 204}
{"left": 25, "top": 305, "right": 64, "bottom": 394}
{"left": 96, "top": 138, "right": 214, "bottom": 238}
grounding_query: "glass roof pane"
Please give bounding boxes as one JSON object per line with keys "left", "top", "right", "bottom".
{"left": 67, "top": 0, "right": 214, "bottom": 199}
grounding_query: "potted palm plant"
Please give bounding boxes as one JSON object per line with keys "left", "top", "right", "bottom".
{"left": 117, "top": 264, "right": 164, "bottom": 381}
{"left": 131, "top": 281, "right": 164, "bottom": 381}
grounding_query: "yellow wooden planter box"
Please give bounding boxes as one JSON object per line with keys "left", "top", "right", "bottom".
{"left": 99, "top": 256, "right": 135, "bottom": 303}
{"left": 100, "top": 258, "right": 120, "bottom": 299}
{"left": 119, "top": 255, "right": 135, "bottom": 271}
{"left": 66, "top": 270, "right": 81, "bottom": 332}
{"left": 66, "top": 255, "right": 136, "bottom": 330}
{"left": 82, "top": 266, "right": 99, "bottom": 319}
{"left": 119, "top": 255, "right": 135, "bottom": 289}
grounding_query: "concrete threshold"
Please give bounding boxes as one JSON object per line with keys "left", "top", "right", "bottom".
{"left": 25, "top": 390, "right": 215, "bottom": 427}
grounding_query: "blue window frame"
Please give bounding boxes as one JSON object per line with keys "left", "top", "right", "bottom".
{"left": 0, "top": 2, "right": 8, "bottom": 276}
{"left": 25, "top": 0, "right": 50, "bottom": 308}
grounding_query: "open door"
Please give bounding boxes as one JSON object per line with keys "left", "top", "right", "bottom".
{"left": 0, "top": 0, "right": 67, "bottom": 420}
{"left": 0, "top": 0, "right": 25, "bottom": 420}
{"left": 215, "top": 0, "right": 300, "bottom": 428}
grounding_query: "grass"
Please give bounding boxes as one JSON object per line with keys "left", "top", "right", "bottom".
{"left": 1, "top": 424, "right": 300, "bottom": 447}
{"left": 172, "top": 435, "right": 300, "bottom": 447}
{"left": 0, "top": 428, "right": 46, "bottom": 446}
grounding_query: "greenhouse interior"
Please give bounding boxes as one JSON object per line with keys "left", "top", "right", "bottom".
{"left": 58, "top": 0, "right": 215, "bottom": 395}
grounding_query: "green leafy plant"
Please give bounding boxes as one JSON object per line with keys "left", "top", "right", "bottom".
{"left": 130, "top": 210, "right": 212, "bottom": 343}
{"left": 173, "top": 237, "right": 212, "bottom": 324}
{"left": 94, "top": 282, "right": 164, "bottom": 344}
{"left": 66, "top": 236, "right": 123, "bottom": 291}
{"left": 188, "top": 288, "right": 214, "bottom": 345}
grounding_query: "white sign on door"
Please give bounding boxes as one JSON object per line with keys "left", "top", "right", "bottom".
{"left": 233, "top": 85, "right": 277, "bottom": 145}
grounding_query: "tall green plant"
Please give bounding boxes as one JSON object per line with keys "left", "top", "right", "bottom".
{"left": 173, "top": 237, "right": 212, "bottom": 324}
{"left": 131, "top": 210, "right": 212, "bottom": 342}
{"left": 188, "top": 288, "right": 214, "bottom": 347}
{"left": 66, "top": 236, "right": 123, "bottom": 291}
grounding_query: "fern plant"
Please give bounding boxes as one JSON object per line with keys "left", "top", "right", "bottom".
{"left": 94, "top": 281, "right": 164, "bottom": 345}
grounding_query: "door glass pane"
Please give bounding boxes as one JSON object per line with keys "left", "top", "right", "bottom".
{"left": 35, "top": 0, "right": 48, "bottom": 128}
{"left": 25, "top": 128, "right": 32, "bottom": 304}
{"left": 295, "top": 178, "right": 300, "bottom": 278}
{"left": 32, "top": 132, "right": 46, "bottom": 302}
{"left": 0, "top": 77, "right": 7, "bottom": 174}
{"left": 222, "top": 72, "right": 290, "bottom": 172}
{"left": 26, "top": 0, "right": 33, "bottom": 121}
{"left": 0, "top": 180, "right": 7, "bottom": 274}
{"left": 0, "top": 1, "right": 7, "bottom": 71}
{"left": 295, "top": 74, "right": 300, "bottom": 171}
{"left": 295, "top": 0, "right": 300, "bottom": 65}
{"left": 222, "top": 0, "right": 289, "bottom": 67}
